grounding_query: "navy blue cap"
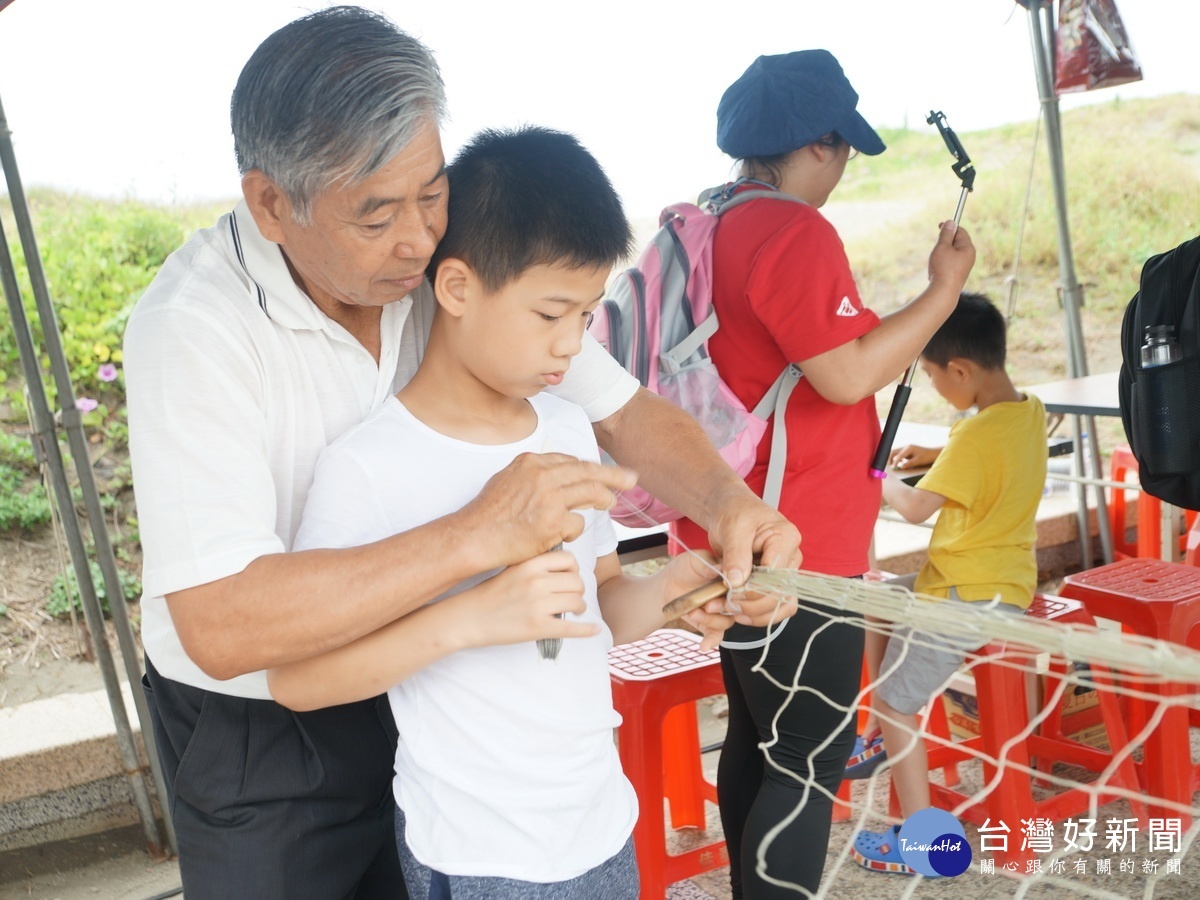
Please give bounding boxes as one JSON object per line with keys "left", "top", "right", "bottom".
{"left": 716, "top": 50, "right": 885, "bottom": 159}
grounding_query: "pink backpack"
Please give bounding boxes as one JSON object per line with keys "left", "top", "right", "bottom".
{"left": 588, "top": 184, "right": 804, "bottom": 526}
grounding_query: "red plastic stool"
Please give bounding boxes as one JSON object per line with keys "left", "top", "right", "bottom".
{"left": 1060, "top": 558, "right": 1200, "bottom": 823}
{"left": 1110, "top": 444, "right": 1142, "bottom": 558}
{"left": 1186, "top": 516, "right": 1200, "bottom": 567}
{"left": 1110, "top": 445, "right": 1197, "bottom": 559}
{"left": 908, "top": 594, "right": 1146, "bottom": 865}
{"left": 609, "top": 629, "right": 727, "bottom": 899}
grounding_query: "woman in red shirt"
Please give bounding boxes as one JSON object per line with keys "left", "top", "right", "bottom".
{"left": 671, "top": 50, "right": 975, "bottom": 897}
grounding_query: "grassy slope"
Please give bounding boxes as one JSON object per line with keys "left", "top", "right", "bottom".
{"left": 836, "top": 93, "right": 1200, "bottom": 429}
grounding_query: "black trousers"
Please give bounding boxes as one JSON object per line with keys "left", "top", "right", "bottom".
{"left": 715, "top": 605, "right": 864, "bottom": 898}
{"left": 143, "top": 659, "right": 406, "bottom": 900}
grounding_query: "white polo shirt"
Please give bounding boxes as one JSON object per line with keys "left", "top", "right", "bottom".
{"left": 123, "top": 201, "right": 639, "bottom": 698}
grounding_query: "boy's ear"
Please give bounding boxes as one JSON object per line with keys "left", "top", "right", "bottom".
{"left": 945, "top": 358, "right": 974, "bottom": 382}
{"left": 432, "top": 258, "right": 473, "bottom": 317}
{"left": 242, "top": 170, "right": 291, "bottom": 244}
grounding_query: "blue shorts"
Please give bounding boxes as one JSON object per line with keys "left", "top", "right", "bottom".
{"left": 394, "top": 806, "right": 639, "bottom": 900}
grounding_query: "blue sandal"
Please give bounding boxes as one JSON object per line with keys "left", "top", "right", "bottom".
{"left": 844, "top": 732, "right": 887, "bottom": 779}
{"left": 852, "top": 826, "right": 915, "bottom": 875}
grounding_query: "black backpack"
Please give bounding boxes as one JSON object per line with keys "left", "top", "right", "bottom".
{"left": 1118, "top": 234, "right": 1200, "bottom": 511}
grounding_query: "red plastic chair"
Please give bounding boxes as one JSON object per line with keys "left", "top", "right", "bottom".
{"left": 896, "top": 594, "right": 1146, "bottom": 865}
{"left": 1110, "top": 444, "right": 1197, "bottom": 559}
{"left": 609, "top": 629, "right": 727, "bottom": 900}
{"left": 1060, "top": 558, "right": 1200, "bottom": 825}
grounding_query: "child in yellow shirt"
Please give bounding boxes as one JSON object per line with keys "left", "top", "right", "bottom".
{"left": 851, "top": 292, "right": 1048, "bottom": 875}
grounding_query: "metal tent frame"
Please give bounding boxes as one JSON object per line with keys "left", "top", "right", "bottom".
{"left": 1021, "top": 0, "right": 1114, "bottom": 568}
{"left": 0, "top": 93, "right": 174, "bottom": 856}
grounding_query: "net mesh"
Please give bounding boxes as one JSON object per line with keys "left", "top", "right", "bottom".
{"left": 730, "top": 566, "right": 1200, "bottom": 898}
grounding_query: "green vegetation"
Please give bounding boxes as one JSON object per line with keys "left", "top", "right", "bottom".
{"left": 1, "top": 192, "right": 230, "bottom": 618}
{"left": 835, "top": 94, "right": 1200, "bottom": 429}
{"left": 46, "top": 558, "right": 143, "bottom": 619}
{"left": 0, "top": 430, "right": 50, "bottom": 531}
{"left": 840, "top": 94, "right": 1200, "bottom": 316}
{"left": 0, "top": 191, "right": 229, "bottom": 426}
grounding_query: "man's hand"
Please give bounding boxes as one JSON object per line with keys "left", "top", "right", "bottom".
{"left": 453, "top": 549, "right": 599, "bottom": 650}
{"left": 704, "top": 488, "right": 801, "bottom": 589}
{"left": 459, "top": 452, "right": 636, "bottom": 567}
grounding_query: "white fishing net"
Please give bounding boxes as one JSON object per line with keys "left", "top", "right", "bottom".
{"left": 733, "top": 567, "right": 1200, "bottom": 898}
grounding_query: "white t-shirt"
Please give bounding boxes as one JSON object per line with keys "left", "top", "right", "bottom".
{"left": 293, "top": 392, "right": 636, "bottom": 882}
{"left": 123, "top": 201, "right": 639, "bottom": 698}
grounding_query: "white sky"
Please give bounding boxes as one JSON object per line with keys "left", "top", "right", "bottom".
{"left": 0, "top": 0, "right": 1194, "bottom": 219}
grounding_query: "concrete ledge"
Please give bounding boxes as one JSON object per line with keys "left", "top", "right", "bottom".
{"left": 0, "top": 783, "right": 144, "bottom": 853}
{"left": 0, "top": 681, "right": 154, "bottom": 851}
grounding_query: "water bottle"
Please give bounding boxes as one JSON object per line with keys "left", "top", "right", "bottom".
{"left": 1139, "top": 323, "right": 1188, "bottom": 473}
{"left": 1140, "top": 324, "right": 1182, "bottom": 368}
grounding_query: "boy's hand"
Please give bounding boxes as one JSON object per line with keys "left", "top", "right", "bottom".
{"left": 462, "top": 452, "right": 636, "bottom": 566}
{"left": 456, "top": 549, "right": 598, "bottom": 649}
{"left": 888, "top": 444, "right": 942, "bottom": 470}
{"left": 681, "top": 589, "right": 797, "bottom": 650}
{"left": 661, "top": 552, "right": 732, "bottom": 650}
{"left": 927, "top": 221, "right": 975, "bottom": 292}
{"left": 663, "top": 551, "right": 796, "bottom": 649}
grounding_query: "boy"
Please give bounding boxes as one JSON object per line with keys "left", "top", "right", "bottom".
{"left": 267, "top": 126, "right": 733, "bottom": 898}
{"left": 850, "top": 292, "right": 1048, "bottom": 874}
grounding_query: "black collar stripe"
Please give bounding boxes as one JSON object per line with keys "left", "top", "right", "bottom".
{"left": 228, "top": 212, "right": 270, "bottom": 319}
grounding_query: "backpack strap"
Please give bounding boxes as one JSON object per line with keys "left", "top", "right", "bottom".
{"left": 713, "top": 184, "right": 809, "bottom": 508}
{"left": 716, "top": 362, "right": 800, "bottom": 653}
{"left": 659, "top": 186, "right": 808, "bottom": 375}
{"left": 709, "top": 187, "right": 806, "bottom": 216}
{"left": 661, "top": 314, "right": 719, "bottom": 374}
{"left": 755, "top": 365, "right": 803, "bottom": 509}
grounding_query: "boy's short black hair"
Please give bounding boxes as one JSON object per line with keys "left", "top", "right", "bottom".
{"left": 431, "top": 125, "right": 633, "bottom": 291}
{"left": 921, "top": 291, "right": 1007, "bottom": 370}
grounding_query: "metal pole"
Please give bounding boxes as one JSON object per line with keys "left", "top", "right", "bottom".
{"left": 0, "top": 94, "right": 172, "bottom": 855}
{"left": 1027, "top": 1, "right": 1087, "bottom": 378}
{"left": 1025, "top": 2, "right": 1114, "bottom": 566}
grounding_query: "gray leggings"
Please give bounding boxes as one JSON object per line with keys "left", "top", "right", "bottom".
{"left": 394, "top": 806, "right": 639, "bottom": 899}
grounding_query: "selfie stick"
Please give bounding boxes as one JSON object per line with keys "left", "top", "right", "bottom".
{"left": 868, "top": 110, "right": 975, "bottom": 478}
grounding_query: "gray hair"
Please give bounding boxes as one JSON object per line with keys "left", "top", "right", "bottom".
{"left": 231, "top": 5, "right": 447, "bottom": 223}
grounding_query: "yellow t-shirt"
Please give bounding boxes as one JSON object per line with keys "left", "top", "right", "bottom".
{"left": 913, "top": 394, "right": 1048, "bottom": 609}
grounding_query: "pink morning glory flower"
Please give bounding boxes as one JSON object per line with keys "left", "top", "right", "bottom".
{"left": 75, "top": 397, "right": 99, "bottom": 412}
{"left": 98, "top": 363, "right": 119, "bottom": 382}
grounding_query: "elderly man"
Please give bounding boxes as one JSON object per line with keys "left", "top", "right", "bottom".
{"left": 124, "top": 6, "right": 800, "bottom": 898}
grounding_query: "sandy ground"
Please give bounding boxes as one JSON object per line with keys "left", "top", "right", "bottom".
{"left": 0, "top": 827, "right": 181, "bottom": 900}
